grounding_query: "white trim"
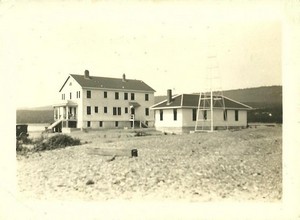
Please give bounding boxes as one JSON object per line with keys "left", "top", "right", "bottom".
{"left": 59, "top": 76, "right": 71, "bottom": 92}
{"left": 151, "top": 106, "right": 251, "bottom": 110}
{"left": 151, "top": 106, "right": 182, "bottom": 110}
{"left": 81, "top": 87, "right": 155, "bottom": 93}
{"left": 180, "top": 94, "right": 184, "bottom": 106}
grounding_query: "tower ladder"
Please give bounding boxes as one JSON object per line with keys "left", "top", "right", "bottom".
{"left": 194, "top": 30, "right": 228, "bottom": 132}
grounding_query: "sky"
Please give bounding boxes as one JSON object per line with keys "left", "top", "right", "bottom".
{"left": 0, "top": 1, "right": 282, "bottom": 108}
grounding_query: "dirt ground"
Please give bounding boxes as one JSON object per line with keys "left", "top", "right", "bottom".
{"left": 16, "top": 126, "right": 282, "bottom": 202}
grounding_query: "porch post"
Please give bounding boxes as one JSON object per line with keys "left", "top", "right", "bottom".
{"left": 53, "top": 107, "right": 56, "bottom": 120}
{"left": 66, "top": 106, "right": 69, "bottom": 128}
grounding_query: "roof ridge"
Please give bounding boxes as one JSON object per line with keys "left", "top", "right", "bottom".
{"left": 70, "top": 74, "right": 143, "bottom": 81}
{"left": 180, "top": 93, "right": 184, "bottom": 106}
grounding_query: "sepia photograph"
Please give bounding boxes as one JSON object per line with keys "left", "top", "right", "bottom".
{"left": 1, "top": 0, "right": 300, "bottom": 219}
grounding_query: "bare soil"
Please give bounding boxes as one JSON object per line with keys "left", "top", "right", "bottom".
{"left": 17, "top": 126, "right": 282, "bottom": 202}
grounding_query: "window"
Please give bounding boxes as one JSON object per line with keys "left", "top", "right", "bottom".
{"left": 70, "top": 92, "right": 72, "bottom": 100}
{"left": 78, "top": 91, "right": 80, "bottom": 98}
{"left": 95, "top": 106, "right": 98, "bottom": 113}
{"left": 203, "top": 110, "right": 207, "bottom": 120}
{"left": 145, "top": 94, "right": 149, "bottom": 101}
{"left": 118, "top": 107, "right": 121, "bottom": 115}
{"left": 87, "top": 106, "right": 91, "bottom": 115}
{"left": 223, "top": 110, "right": 227, "bottom": 121}
{"left": 99, "top": 121, "right": 103, "bottom": 127}
{"left": 113, "top": 107, "right": 117, "bottom": 115}
{"left": 145, "top": 108, "right": 149, "bottom": 116}
{"left": 62, "top": 94, "right": 65, "bottom": 100}
{"left": 125, "top": 107, "right": 128, "bottom": 114}
{"left": 160, "top": 110, "right": 163, "bottom": 121}
{"left": 124, "top": 93, "right": 128, "bottom": 100}
{"left": 104, "top": 91, "right": 107, "bottom": 98}
{"left": 131, "top": 93, "right": 135, "bottom": 100}
{"left": 115, "top": 92, "right": 119, "bottom": 100}
{"left": 87, "top": 121, "right": 91, "bottom": 127}
{"left": 115, "top": 121, "right": 119, "bottom": 127}
{"left": 104, "top": 107, "right": 108, "bottom": 113}
{"left": 192, "top": 109, "right": 197, "bottom": 121}
{"left": 235, "top": 110, "right": 239, "bottom": 121}
{"left": 173, "top": 109, "right": 177, "bottom": 121}
{"left": 87, "top": 90, "right": 91, "bottom": 98}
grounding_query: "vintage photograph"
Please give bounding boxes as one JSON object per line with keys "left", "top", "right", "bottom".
{"left": 2, "top": 0, "right": 300, "bottom": 219}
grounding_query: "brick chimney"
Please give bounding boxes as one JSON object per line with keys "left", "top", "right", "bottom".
{"left": 84, "top": 70, "right": 90, "bottom": 79}
{"left": 167, "top": 89, "right": 172, "bottom": 105}
{"left": 122, "top": 73, "right": 126, "bottom": 82}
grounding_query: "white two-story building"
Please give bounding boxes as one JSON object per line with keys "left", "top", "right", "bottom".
{"left": 50, "top": 70, "right": 155, "bottom": 132}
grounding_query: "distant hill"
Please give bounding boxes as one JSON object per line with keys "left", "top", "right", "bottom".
{"left": 222, "top": 86, "right": 282, "bottom": 108}
{"left": 220, "top": 86, "right": 282, "bottom": 123}
{"left": 16, "top": 110, "right": 53, "bottom": 124}
{"left": 17, "top": 105, "right": 53, "bottom": 124}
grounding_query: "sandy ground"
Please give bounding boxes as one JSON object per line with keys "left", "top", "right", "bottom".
{"left": 16, "top": 126, "right": 282, "bottom": 202}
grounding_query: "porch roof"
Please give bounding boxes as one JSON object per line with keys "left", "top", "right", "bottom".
{"left": 129, "top": 101, "right": 141, "bottom": 108}
{"left": 52, "top": 100, "right": 78, "bottom": 107}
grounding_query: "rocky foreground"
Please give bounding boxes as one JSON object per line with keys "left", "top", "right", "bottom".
{"left": 17, "top": 126, "right": 282, "bottom": 202}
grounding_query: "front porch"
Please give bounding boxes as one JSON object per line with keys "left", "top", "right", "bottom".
{"left": 51, "top": 101, "right": 78, "bottom": 132}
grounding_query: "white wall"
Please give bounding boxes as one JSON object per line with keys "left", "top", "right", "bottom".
{"left": 225, "top": 109, "right": 247, "bottom": 127}
{"left": 58, "top": 77, "right": 82, "bottom": 104}
{"left": 154, "top": 108, "right": 248, "bottom": 130}
{"left": 154, "top": 108, "right": 183, "bottom": 128}
{"left": 81, "top": 89, "right": 154, "bottom": 128}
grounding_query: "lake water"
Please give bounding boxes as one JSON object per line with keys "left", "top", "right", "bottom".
{"left": 28, "top": 123, "right": 50, "bottom": 132}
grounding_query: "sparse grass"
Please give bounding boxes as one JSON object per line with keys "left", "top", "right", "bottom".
{"left": 33, "top": 134, "right": 81, "bottom": 152}
{"left": 17, "top": 134, "right": 81, "bottom": 155}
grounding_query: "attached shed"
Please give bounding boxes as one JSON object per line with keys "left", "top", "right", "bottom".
{"left": 151, "top": 91, "right": 252, "bottom": 133}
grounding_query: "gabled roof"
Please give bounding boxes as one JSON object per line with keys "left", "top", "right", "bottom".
{"left": 59, "top": 74, "right": 155, "bottom": 92}
{"left": 151, "top": 94, "right": 252, "bottom": 110}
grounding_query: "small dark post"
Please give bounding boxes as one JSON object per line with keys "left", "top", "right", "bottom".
{"left": 131, "top": 149, "right": 138, "bottom": 157}
{"left": 167, "top": 89, "right": 172, "bottom": 105}
{"left": 84, "top": 70, "right": 90, "bottom": 79}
